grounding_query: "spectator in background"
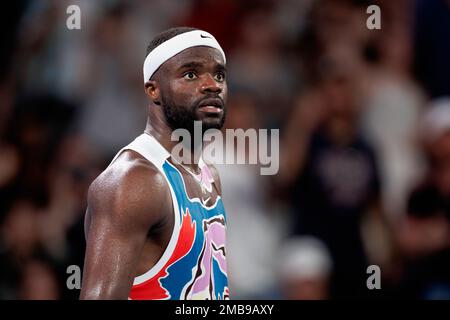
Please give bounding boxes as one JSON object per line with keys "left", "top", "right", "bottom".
{"left": 0, "top": 93, "right": 81, "bottom": 299}
{"left": 0, "top": 199, "right": 62, "bottom": 299}
{"left": 397, "top": 98, "right": 450, "bottom": 299}
{"left": 0, "top": 94, "right": 76, "bottom": 222}
{"left": 278, "top": 61, "right": 384, "bottom": 298}
{"left": 361, "top": 0, "right": 425, "bottom": 224}
{"left": 76, "top": 2, "right": 147, "bottom": 155}
{"left": 277, "top": 236, "right": 333, "bottom": 300}
{"left": 18, "top": 258, "right": 60, "bottom": 300}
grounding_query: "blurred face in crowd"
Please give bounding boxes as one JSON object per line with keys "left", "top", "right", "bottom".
{"left": 19, "top": 260, "right": 60, "bottom": 300}
{"left": 282, "top": 276, "right": 330, "bottom": 300}
{"left": 148, "top": 46, "right": 228, "bottom": 134}
{"left": 2, "top": 201, "right": 39, "bottom": 257}
{"left": 322, "top": 74, "right": 359, "bottom": 120}
{"left": 428, "top": 131, "right": 450, "bottom": 197}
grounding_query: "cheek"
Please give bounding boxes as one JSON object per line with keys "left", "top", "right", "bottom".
{"left": 222, "top": 84, "right": 228, "bottom": 102}
{"left": 168, "top": 80, "right": 200, "bottom": 105}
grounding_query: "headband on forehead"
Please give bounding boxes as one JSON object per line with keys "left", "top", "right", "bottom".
{"left": 143, "top": 30, "right": 226, "bottom": 83}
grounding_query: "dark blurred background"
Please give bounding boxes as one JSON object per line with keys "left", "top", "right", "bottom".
{"left": 1, "top": 0, "right": 450, "bottom": 300}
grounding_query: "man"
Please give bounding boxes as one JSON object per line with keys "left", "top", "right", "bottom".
{"left": 278, "top": 65, "right": 383, "bottom": 298}
{"left": 397, "top": 98, "right": 450, "bottom": 299}
{"left": 80, "top": 27, "right": 229, "bottom": 300}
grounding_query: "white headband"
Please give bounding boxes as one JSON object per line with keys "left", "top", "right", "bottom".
{"left": 143, "top": 30, "right": 226, "bottom": 83}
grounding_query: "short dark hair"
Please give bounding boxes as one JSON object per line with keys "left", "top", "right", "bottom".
{"left": 146, "top": 26, "right": 198, "bottom": 56}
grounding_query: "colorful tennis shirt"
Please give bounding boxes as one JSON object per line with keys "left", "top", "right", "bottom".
{"left": 109, "top": 133, "right": 229, "bottom": 300}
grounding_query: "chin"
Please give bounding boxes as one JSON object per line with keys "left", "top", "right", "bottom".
{"left": 201, "top": 118, "right": 224, "bottom": 131}
{"left": 195, "top": 112, "right": 224, "bottom": 130}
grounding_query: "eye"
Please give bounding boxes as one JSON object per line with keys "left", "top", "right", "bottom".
{"left": 183, "top": 71, "right": 198, "bottom": 80}
{"left": 214, "top": 72, "right": 225, "bottom": 82}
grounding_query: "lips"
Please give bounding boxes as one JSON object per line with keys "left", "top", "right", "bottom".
{"left": 197, "top": 98, "right": 223, "bottom": 114}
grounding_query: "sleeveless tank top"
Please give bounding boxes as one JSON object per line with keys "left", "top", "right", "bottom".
{"left": 109, "top": 133, "right": 229, "bottom": 300}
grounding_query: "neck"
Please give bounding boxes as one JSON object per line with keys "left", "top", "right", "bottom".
{"left": 145, "top": 104, "right": 202, "bottom": 172}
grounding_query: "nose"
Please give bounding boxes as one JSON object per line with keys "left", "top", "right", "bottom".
{"left": 200, "top": 73, "right": 222, "bottom": 94}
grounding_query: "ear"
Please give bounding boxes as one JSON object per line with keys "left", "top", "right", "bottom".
{"left": 144, "top": 80, "right": 161, "bottom": 105}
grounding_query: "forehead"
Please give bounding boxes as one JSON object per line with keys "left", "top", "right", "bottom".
{"left": 164, "top": 46, "right": 225, "bottom": 69}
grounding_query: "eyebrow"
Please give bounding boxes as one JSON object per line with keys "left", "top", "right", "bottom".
{"left": 178, "top": 61, "right": 204, "bottom": 70}
{"left": 178, "top": 61, "right": 227, "bottom": 72}
{"left": 215, "top": 64, "right": 227, "bottom": 73}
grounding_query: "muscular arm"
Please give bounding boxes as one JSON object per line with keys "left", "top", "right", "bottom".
{"left": 80, "top": 156, "right": 170, "bottom": 299}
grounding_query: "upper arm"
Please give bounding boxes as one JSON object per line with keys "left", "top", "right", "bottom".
{"left": 80, "top": 161, "right": 170, "bottom": 299}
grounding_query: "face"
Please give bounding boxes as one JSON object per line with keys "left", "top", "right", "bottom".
{"left": 282, "top": 276, "right": 330, "bottom": 300}
{"left": 323, "top": 76, "right": 358, "bottom": 118}
{"left": 151, "top": 46, "right": 227, "bottom": 134}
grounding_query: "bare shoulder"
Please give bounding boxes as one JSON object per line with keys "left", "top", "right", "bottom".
{"left": 87, "top": 150, "right": 171, "bottom": 229}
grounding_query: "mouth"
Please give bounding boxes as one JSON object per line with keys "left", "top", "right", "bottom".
{"left": 197, "top": 98, "right": 223, "bottom": 114}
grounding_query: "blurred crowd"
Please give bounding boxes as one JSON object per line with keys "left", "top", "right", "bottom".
{"left": 1, "top": 0, "right": 450, "bottom": 299}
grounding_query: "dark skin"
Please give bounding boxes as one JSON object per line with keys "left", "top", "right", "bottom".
{"left": 80, "top": 46, "right": 227, "bottom": 299}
